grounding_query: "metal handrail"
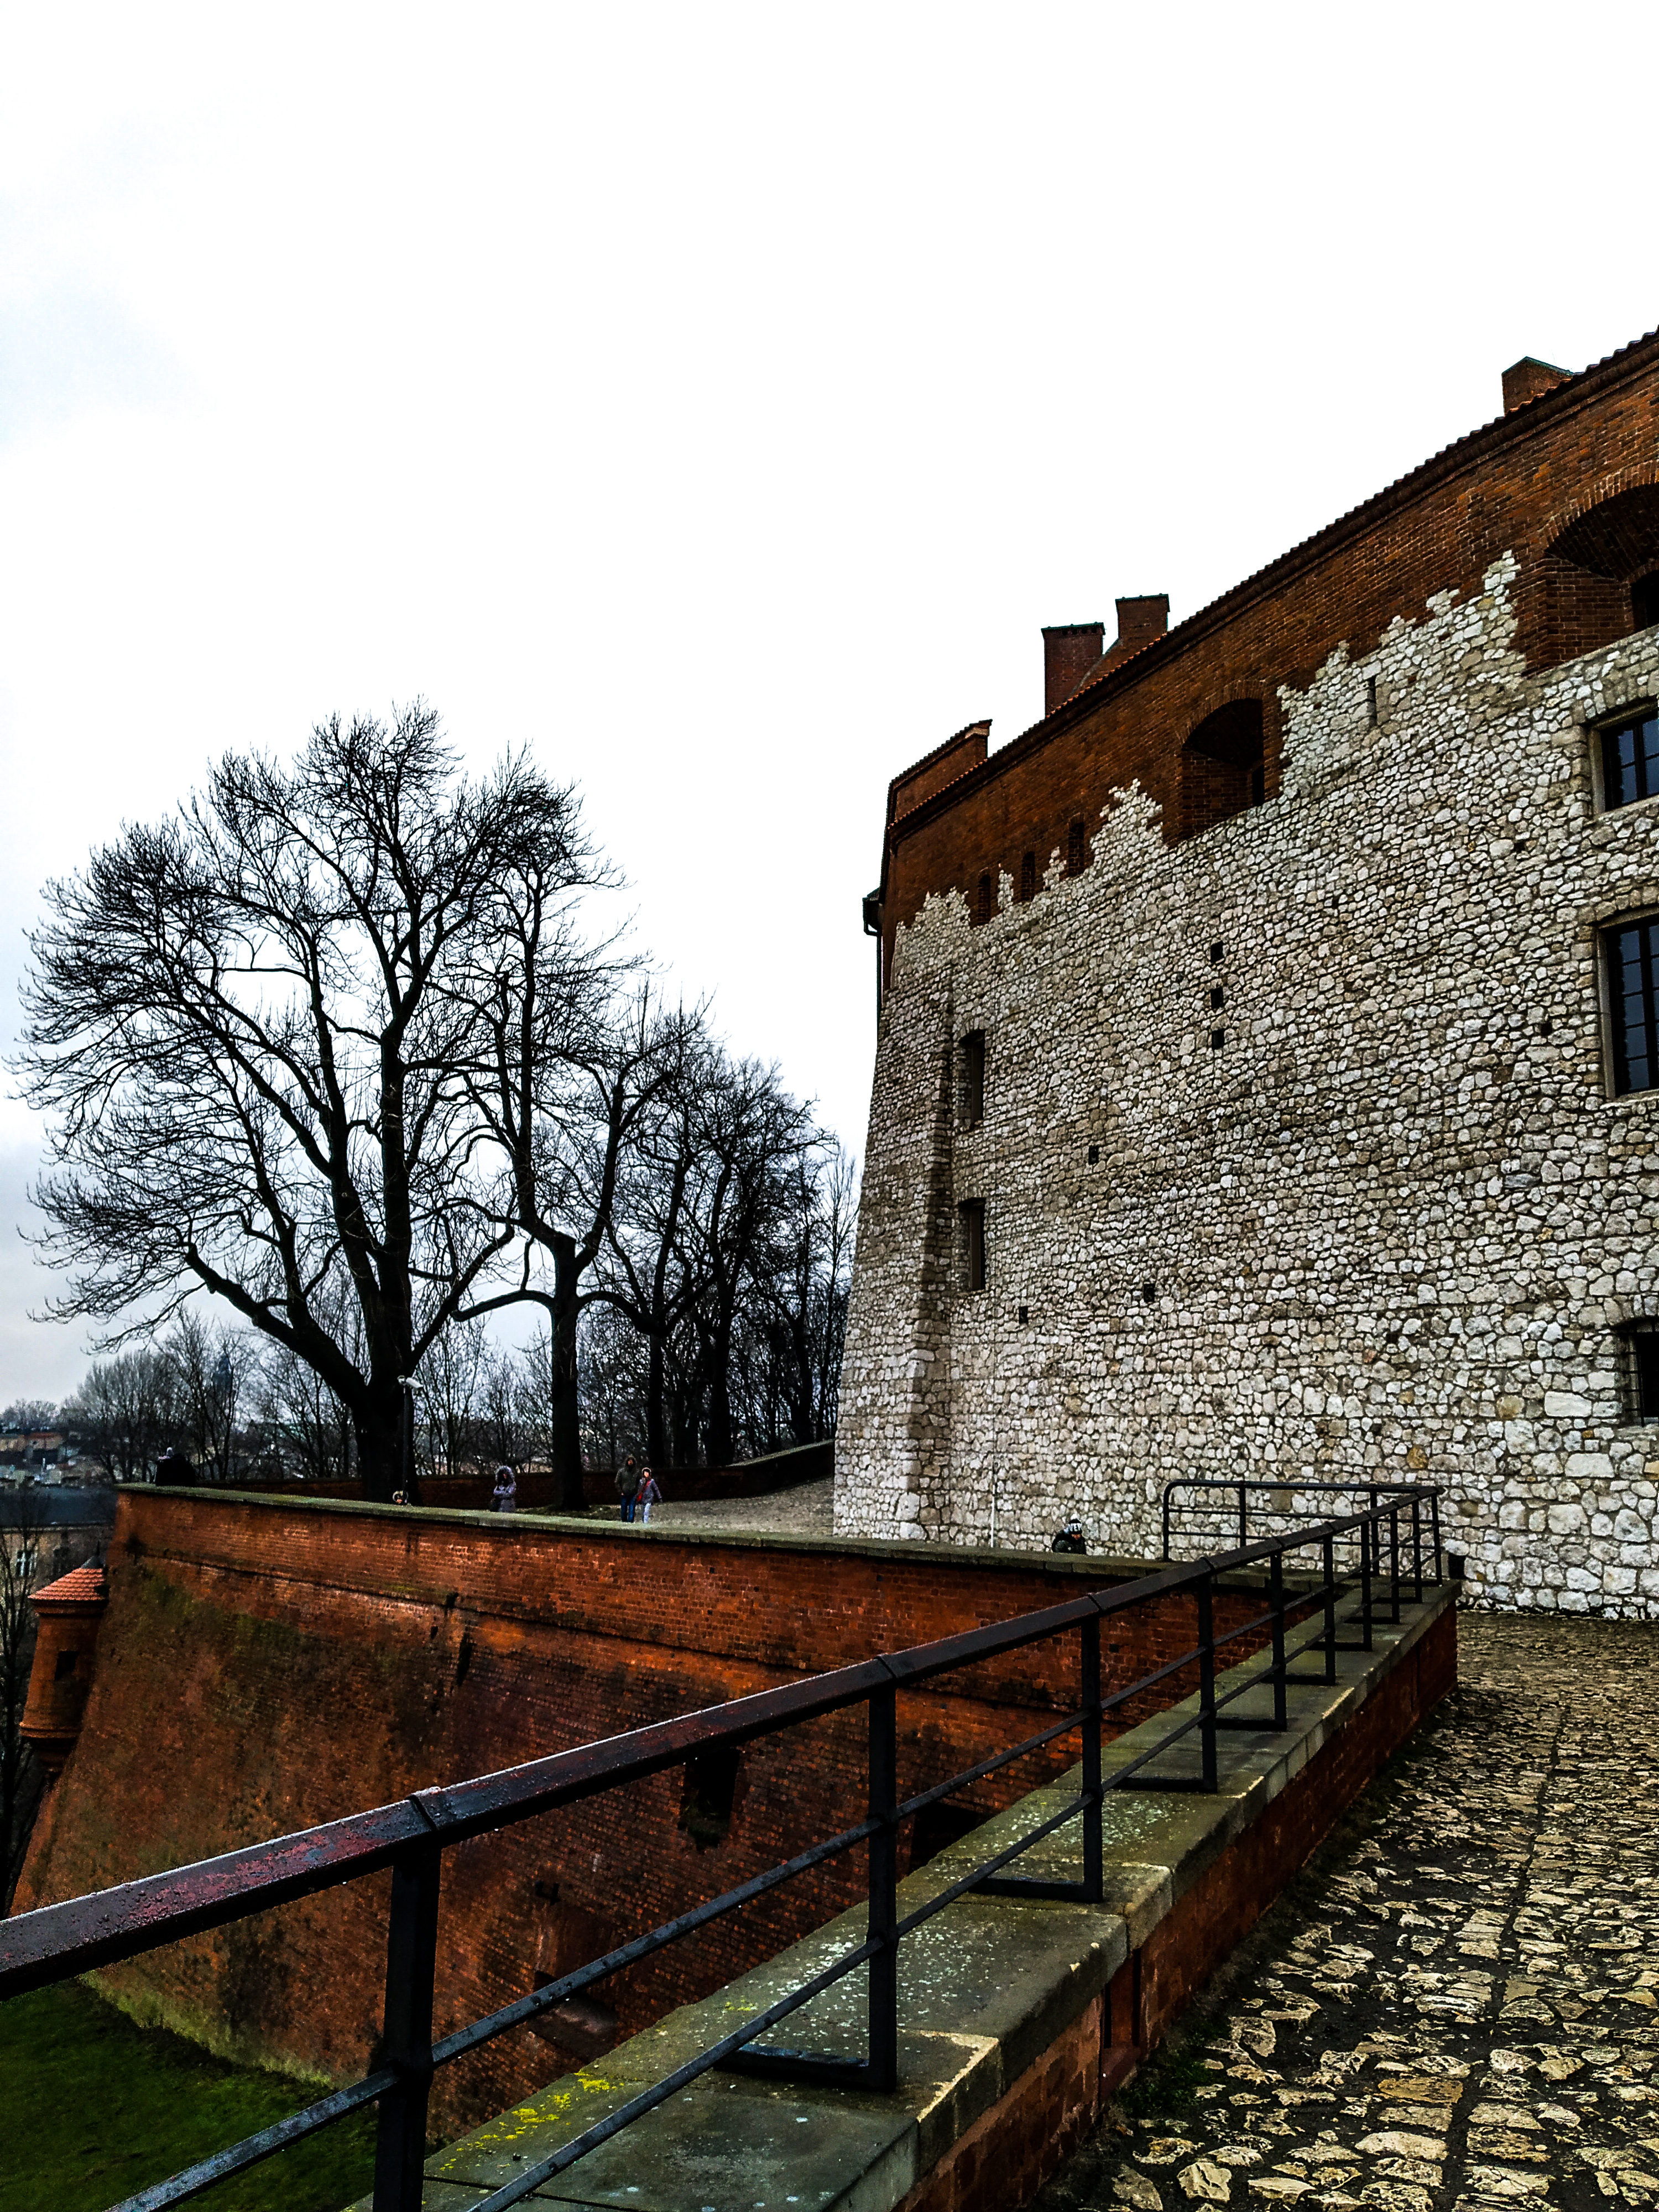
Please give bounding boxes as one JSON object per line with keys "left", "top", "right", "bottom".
{"left": 1, "top": 1495, "right": 1443, "bottom": 2212}
{"left": 1162, "top": 1475, "right": 1442, "bottom": 1584}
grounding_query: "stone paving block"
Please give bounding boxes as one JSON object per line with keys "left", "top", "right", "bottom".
{"left": 1034, "top": 1611, "right": 1659, "bottom": 2212}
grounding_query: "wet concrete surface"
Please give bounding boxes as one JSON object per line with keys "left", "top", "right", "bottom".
{"left": 1033, "top": 1610, "right": 1659, "bottom": 2212}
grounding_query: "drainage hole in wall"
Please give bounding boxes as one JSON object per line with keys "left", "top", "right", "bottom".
{"left": 680, "top": 1746, "right": 742, "bottom": 1851}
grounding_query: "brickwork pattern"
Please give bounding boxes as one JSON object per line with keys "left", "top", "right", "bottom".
{"left": 13, "top": 1491, "right": 1274, "bottom": 2133}
{"left": 1034, "top": 1610, "right": 1659, "bottom": 2212}
{"left": 875, "top": 346, "right": 1659, "bottom": 985}
{"left": 837, "top": 554, "right": 1659, "bottom": 1615}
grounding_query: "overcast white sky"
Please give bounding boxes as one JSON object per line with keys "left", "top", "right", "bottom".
{"left": 0, "top": 3, "right": 1654, "bottom": 1401}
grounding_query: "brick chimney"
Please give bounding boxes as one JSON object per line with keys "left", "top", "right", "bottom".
{"left": 1042, "top": 623, "right": 1104, "bottom": 716}
{"left": 1502, "top": 357, "right": 1571, "bottom": 413}
{"left": 1113, "top": 594, "right": 1169, "bottom": 656}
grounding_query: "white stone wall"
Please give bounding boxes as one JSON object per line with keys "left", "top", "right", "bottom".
{"left": 836, "top": 555, "right": 1659, "bottom": 1615}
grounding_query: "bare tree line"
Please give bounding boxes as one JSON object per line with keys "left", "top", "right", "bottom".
{"left": 15, "top": 707, "right": 857, "bottom": 1505}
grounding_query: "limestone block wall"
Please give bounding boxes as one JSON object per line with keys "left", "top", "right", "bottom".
{"left": 836, "top": 557, "right": 1659, "bottom": 1616}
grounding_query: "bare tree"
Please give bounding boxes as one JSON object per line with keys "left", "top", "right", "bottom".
{"left": 465, "top": 858, "right": 694, "bottom": 1501}
{"left": 257, "top": 1337, "right": 354, "bottom": 1484}
{"left": 418, "top": 1318, "right": 486, "bottom": 1481}
{"left": 61, "top": 1352, "right": 179, "bottom": 1481}
{"left": 1, "top": 1486, "right": 49, "bottom": 1907}
{"left": 19, "top": 707, "right": 607, "bottom": 1499}
{"left": 589, "top": 1037, "right": 852, "bottom": 1468}
{"left": 165, "top": 1314, "right": 262, "bottom": 1484}
{"left": 1, "top": 1401, "right": 59, "bottom": 1434}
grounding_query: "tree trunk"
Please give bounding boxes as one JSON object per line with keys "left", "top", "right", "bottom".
{"left": 550, "top": 1231, "right": 585, "bottom": 1511}
{"left": 355, "top": 1391, "right": 405, "bottom": 1503}
{"left": 646, "top": 1328, "right": 670, "bottom": 1470}
{"left": 706, "top": 1320, "right": 735, "bottom": 1470}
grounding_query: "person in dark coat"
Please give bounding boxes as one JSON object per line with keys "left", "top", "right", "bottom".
{"left": 617, "top": 1455, "right": 641, "bottom": 1522}
{"left": 492, "top": 1464, "right": 518, "bottom": 1513}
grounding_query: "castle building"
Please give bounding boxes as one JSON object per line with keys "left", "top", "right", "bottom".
{"left": 835, "top": 332, "right": 1659, "bottom": 1615}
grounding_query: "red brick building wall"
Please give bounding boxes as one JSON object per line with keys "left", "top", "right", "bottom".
{"left": 875, "top": 332, "right": 1659, "bottom": 977}
{"left": 13, "top": 1491, "right": 1284, "bottom": 2132}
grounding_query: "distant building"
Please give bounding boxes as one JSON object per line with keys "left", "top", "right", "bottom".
{"left": 838, "top": 333, "right": 1659, "bottom": 1616}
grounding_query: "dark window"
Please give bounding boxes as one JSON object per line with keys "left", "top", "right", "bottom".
{"left": 1209, "top": 941, "right": 1225, "bottom": 964}
{"left": 1626, "top": 1324, "right": 1659, "bottom": 1421}
{"left": 1602, "top": 708, "right": 1659, "bottom": 808}
{"left": 1637, "top": 573, "right": 1659, "bottom": 629}
{"left": 1209, "top": 985, "right": 1224, "bottom": 1011}
{"left": 958, "top": 1030, "right": 985, "bottom": 1127}
{"left": 54, "top": 1647, "right": 79, "bottom": 1681}
{"left": 959, "top": 1200, "right": 986, "bottom": 1293}
{"left": 1606, "top": 917, "right": 1659, "bottom": 1094}
{"left": 1020, "top": 850, "right": 1036, "bottom": 901}
{"left": 1209, "top": 1027, "right": 1225, "bottom": 1050}
{"left": 1182, "top": 699, "right": 1265, "bottom": 839}
{"left": 976, "top": 872, "right": 993, "bottom": 925}
{"left": 1366, "top": 676, "right": 1379, "bottom": 727}
{"left": 1068, "top": 818, "right": 1087, "bottom": 875}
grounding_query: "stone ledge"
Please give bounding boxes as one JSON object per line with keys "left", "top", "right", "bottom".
{"left": 382, "top": 1580, "right": 1454, "bottom": 2211}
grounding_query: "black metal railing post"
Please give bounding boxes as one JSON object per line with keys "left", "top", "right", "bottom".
{"left": 1321, "top": 1533, "right": 1337, "bottom": 1685}
{"left": 1270, "top": 1547, "right": 1287, "bottom": 1732}
{"left": 1389, "top": 1505, "right": 1401, "bottom": 1625}
{"left": 372, "top": 1839, "right": 442, "bottom": 2212}
{"left": 1237, "top": 1481, "right": 1247, "bottom": 1552}
{"left": 1411, "top": 1491, "right": 1424, "bottom": 1602}
{"left": 1162, "top": 1486, "right": 1173, "bottom": 1561}
{"left": 867, "top": 1683, "right": 899, "bottom": 2093}
{"left": 1430, "top": 1488, "right": 1443, "bottom": 1583}
{"left": 1082, "top": 1613, "right": 1103, "bottom": 1901}
{"left": 1197, "top": 1569, "right": 1218, "bottom": 1792}
{"left": 1358, "top": 1513, "right": 1374, "bottom": 1652}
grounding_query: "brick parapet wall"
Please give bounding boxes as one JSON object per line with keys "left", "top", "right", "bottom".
{"left": 12, "top": 1490, "right": 1289, "bottom": 2132}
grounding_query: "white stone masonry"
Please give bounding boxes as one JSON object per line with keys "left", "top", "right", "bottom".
{"left": 836, "top": 556, "right": 1659, "bottom": 1615}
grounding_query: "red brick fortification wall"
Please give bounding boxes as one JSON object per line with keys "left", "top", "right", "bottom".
{"left": 12, "top": 1490, "right": 1281, "bottom": 2133}
{"left": 896, "top": 1603, "right": 1458, "bottom": 2212}
{"left": 880, "top": 336, "right": 1659, "bottom": 966}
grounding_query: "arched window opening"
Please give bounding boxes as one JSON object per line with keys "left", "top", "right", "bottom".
{"left": 975, "top": 871, "right": 993, "bottom": 925}
{"left": 1181, "top": 699, "right": 1265, "bottom": 842}
{"left": 1531, "top": 487, "right": 1659, "bottom": 668}
{"left": 1019, "top": 850, "right": 1036, "bottom": 902}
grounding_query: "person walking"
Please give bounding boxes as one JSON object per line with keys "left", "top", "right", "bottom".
{"left": 617, "top": 1455, "right": 641, "bottom": 1523}
{"left": 636, "top": 1466, "right": 661, "bottom": 1526}
{"left": 492, "top": 1463, "right": 518, "bottom": 1513}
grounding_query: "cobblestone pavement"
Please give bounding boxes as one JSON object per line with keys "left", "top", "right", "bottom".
{"left": 1034, "top": 1611, "right": 1659, "bottom": 2212}
{"left": 647, "top": 1475, "right": 833, "bottom": 1537}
